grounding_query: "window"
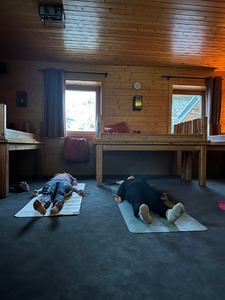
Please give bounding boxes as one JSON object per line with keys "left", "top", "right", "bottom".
{"left": 171, "top": 94, "right": 202, "bottom": 133}
{"left": 170, "top": 85, "right": 206, "bottom": 133}
{"left": 65, "top": 81, "right": 101, "bottom": 134}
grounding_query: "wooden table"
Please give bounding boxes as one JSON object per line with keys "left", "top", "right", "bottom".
{"left": 0, "top": 139, "right": 43, "bottom": 198}
{"left": 0, "top": 104, "right": 43, "bottom": 198}
{"left": 94, "top": 133, "right": 211, "bottom": 187}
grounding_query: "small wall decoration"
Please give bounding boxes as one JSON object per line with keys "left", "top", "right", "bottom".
{"left": 16, "top": 91, "right": 27, "bottom": 107}
{"left": 133, "top": 95, "right": 143, "bottom": 110}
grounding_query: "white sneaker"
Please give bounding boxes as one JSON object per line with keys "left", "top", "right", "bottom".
{"left": 138, "top": 204, "right": 152, "bottom": 224}
{"left": 166, "top": 203, "right": 185, "bottom": 223}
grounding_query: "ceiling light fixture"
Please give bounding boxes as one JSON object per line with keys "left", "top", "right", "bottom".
{"left": 39, "top": 3, "right": 65, "bottom": 29}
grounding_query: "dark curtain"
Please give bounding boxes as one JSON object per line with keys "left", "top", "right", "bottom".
{"left": 43, "top": 68, "right": 66, "bottom": 137}
{"left": 205, "top": 76, "right": 222, "bottom": 126}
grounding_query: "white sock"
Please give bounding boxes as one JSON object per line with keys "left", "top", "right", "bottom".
{"left": 166, "top": 203, "right": 185, "bottom": 223}
{"left": 138, "top": 204, "right": 152, "bottom": 224}
{"left": 116, "top": 180, "right": 124, "bottom": 185}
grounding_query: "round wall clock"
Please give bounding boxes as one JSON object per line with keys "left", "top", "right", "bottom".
{"left": 133, "top": 81, "right": 142, "bottom": 91}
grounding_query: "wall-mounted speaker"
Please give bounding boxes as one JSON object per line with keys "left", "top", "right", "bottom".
{"left": 16, "top": 91, "right": 27, "bottom": 107}
{"left": 0, "top": 62, "right": 6, "bottom": 74}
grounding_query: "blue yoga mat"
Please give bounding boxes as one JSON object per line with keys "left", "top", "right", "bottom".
{"left": 111, "top": 185, "right": 208, "bottom": 233}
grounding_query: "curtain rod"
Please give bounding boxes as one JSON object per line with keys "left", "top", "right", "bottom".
{"left": 162, "top": 75, "right": 223, "bottom": 81}
{"left": 39, "top": 70, "right": 108, "bottom": 78}
{"left": 162, "top": 75, "right": 209, "bottom": 80}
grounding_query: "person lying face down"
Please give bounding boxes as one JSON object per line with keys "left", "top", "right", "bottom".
{"left": 33, "top": 172, "right": 84, "bottom": 215}
{"left": 112, "top": 175, "right": 185, "bottom": 224}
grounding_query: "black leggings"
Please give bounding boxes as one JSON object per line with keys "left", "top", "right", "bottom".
{"left": 40, "top": 180, "right": 72, "bottom": 209}
{"left": 117, "top": 179, "right": 169, "bottom": 218}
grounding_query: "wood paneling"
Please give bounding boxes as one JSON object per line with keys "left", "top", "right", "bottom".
{"left": 2, "top": 60, "right": 225, "bottom": 177}
{"left": 1, "top": 1, "right": 225, "bottom": 70}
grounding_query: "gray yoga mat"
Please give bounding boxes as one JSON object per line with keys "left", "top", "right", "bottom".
{"left": 111, "top": 185, "right": 207, "bottom": 233}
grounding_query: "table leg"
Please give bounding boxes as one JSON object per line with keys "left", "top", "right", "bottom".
{"left": 0, "top": 143, "right": 9, "bottom": 198}
{"left": 181, "top": 151, "right": 187, "bottom": 179}
{"left": 185, "top": 151, "right": 192, "bottom": 181}
{"left": 96, "top": 145, "right": 103, "bottom": 186}
{"left": 198, "top": 146, "right": 206, "bottom": 186}
{"left": 37, "top": 145, "right": 43, "bottom": 176}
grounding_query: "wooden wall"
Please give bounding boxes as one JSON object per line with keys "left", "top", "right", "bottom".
{"left": 1, "top": 60, "right": 225, "bottom": 177}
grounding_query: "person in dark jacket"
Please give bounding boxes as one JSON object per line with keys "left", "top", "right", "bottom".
{"left": 112, "top": 175, "right": 185, "bottom": 224}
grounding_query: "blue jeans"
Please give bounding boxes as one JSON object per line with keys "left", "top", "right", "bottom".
{"left": 40, "top": 180, "right": 73, "bottom": 209}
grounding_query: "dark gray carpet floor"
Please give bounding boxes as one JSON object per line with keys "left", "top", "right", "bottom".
{"left": 0, "top": 175, "right": 225, "bottom": 300}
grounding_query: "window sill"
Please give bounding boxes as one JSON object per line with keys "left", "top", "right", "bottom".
{"left": 66, "top": 131, "right": 96, "bottom": 139}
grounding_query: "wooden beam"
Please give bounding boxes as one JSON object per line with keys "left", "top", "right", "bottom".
{"left": 96, "top": 144, "right": 103, "bottom": 186}
{"left": 198, "top": 145, "right": 207, "bottom": 186}
{"left": 185, "top": 151, "right": 192, "bottom": 181}
{"left": 102, "top": 145, "right": 201, "bottom": 151}
{"left": 8, "top": 144, "right": 43, "bottom": 151}
{"left": 0, "top": 143, "right": 9, "bottom": 198}
{"left": 202, "top": 116, "right": 207, "bottom": 140}
{"left": 37, "top": 145, "right": 44, "bottom": 176}
{"left": 177, "top": 150, "right": 181, "bottom": 175}
{"left": 96, "top": 115, "right": 102, "bottom": 138}
{"left": 0, "top": 104, "right": 6, "bottom": 139}
{"left": 181, "top": 151, "right": 187, "bottom": 180}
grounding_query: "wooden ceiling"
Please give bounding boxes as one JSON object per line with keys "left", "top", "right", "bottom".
{"left": 1, "top": 0, "right": 225, "bottom": 70}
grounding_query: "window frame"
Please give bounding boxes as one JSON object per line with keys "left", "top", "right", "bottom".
{"left": 65, "top": 84, "right": 101, "bottom": 137}
{"left": 168, "top": 80, "right": 206, "bottom": 133}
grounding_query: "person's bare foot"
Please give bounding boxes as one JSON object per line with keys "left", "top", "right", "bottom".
{"left": 33, "top": 199, "right": 46, "bottom": 215}
{"left": 50, "top": 201, "right": 63, "bottom": 214}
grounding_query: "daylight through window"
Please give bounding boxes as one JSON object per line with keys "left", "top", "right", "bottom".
{"left": 65, "top": 90, "right": 97, "bottom": 132}
{"left": 171, "top": 94, "right": 202, "bottom": 133}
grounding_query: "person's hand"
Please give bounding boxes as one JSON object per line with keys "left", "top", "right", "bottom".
{"left": 33, "top": 190, "right": 38, "bottom": 197}
{"left": 161, "top": 193, "right": 168, "bottom": 201}
{"left": 112, "top": 194, "right": 122, "bottom": 203}
{"left": 78, "top": 189, "right": 84, "bottom": 196}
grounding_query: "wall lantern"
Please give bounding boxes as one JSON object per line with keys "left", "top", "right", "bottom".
{"left": 39, "top": 3, "right": 65, "bottom": 28}
{"left": 16, "top": 91, "right": 27, "bottom": 107}
{"left": 133, "top": 95, "right": 143, "bottom": 111}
